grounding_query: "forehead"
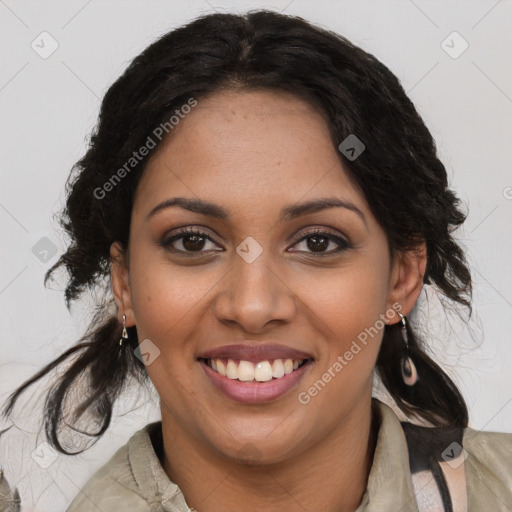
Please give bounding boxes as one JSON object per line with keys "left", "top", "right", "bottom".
{"left": 133, "top": 89, "right": 366, "bottom": 221}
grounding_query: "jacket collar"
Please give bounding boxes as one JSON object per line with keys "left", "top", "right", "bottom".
{"left": 355, "top": 398, "right": 419, "bottom": 511}
{"left": 128, "top": 421, "right": 191, "bottom": 511}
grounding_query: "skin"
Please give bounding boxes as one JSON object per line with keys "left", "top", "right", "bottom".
{"left": 111, "top": 89, "right": 426, "bottom": 512}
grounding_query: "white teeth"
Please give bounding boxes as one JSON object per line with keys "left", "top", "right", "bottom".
{"left": 207, "top": 358, "right": 306, "bottom": 381}
{"left": 283, "top": 359, "right": 294, "bottom": 375}
{"left": 271, "top": 359, "right": 285, "bottom": 378}
{"left": 238, "top": 360, "right": 255, "bottom": 381}
{"left": 216, "top": 359, "right": 226, "bottom": 376}
{"left": 226, "top": 359, "right": 238, "bottom": 379}
{"left": 254, "top": 361, "right": 273, "bottom": 382}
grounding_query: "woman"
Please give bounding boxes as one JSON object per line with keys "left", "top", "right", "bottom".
{"left": 2, "top": 9, "right": 511, "bottom": 512}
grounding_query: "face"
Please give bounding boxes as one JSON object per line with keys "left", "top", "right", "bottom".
{"left": 111, "top": 89, "right": 424, "bottom": 465}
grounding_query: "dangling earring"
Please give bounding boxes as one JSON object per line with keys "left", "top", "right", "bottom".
{"left": 119, "top": 314, "right": 128, "bottom": 348}
{"left": 397, "top": 312, "right": 418, "bottom": 386}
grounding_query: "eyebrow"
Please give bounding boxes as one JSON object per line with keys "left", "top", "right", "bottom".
{"left": 146, "top": 196, "right": 367, "bottom": 227}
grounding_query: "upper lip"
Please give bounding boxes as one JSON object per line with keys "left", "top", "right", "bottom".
{"left": 197, "top": 343, "right": 314, "bottom": 363}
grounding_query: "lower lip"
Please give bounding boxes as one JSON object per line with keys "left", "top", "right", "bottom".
{"left": 199, "top": 359, "right": 313, "bottom": 404}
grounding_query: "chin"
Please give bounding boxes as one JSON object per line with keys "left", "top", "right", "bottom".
{"left": 213, "top": 437, "right": 296, "bottom": 467}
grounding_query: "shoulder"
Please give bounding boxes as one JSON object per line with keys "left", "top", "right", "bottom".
{"left": 66, "top": 433, "right": 148, "bottom": 512}
{"left": 463, "top": 426, "right": 512, "bottom": 507}
{"left": 463, "top": 426, "right": 512, "bottom": 465}
{"left": 392, "top": 401, "right": 512, "bottom": 510}
{"left": 66, "top": 422, "right": 182, "bottom": 512}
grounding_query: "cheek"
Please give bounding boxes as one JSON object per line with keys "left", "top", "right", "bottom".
{"left": 128, "top": 249, "right": 215, "bottom": 338}
{"left": 294, "top": 255, "right": 389, "bottom": 335}
{"left": 295, "top": 256, "right": 389, "bottom": 382}
{"left": 126, "top": 255, "right": 212, "bottom": 414}
{"left": 125, "top": 258, "right": 211, "bottom": 395}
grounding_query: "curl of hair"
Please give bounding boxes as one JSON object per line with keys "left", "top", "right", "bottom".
{"left": 2, "top": 9, "right": 471, "bottom": 453}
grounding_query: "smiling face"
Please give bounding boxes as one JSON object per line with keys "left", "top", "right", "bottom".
{"left": 111, "top": 88, "right": 425, "bottom": 466}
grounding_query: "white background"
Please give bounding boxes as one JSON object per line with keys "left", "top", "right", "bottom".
{"left": 1, "top": 1, "right": 511, "bottom": 510}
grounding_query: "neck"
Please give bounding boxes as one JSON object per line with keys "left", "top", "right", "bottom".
{"left": 161, "top": 398, "right": 379, "bottom": 512}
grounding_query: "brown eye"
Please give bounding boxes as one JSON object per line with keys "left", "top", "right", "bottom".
{"left": 161, "top": 227, "right": 351, "bottom": 258}
{"left": 161, "top": 228, "right": 221, "bottom": 256}
{"left": 290, "top": 229, "right": 351, "bottom": 257}
{"left": 180, "top": 233, "right": 207, "bottom": 251}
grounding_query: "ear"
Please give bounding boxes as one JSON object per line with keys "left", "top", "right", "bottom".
{"left": 385, "top": 240, "right": 427, "bottom": 323}
{"left": 110, "top": 241, "right": 136, "bottom": 327}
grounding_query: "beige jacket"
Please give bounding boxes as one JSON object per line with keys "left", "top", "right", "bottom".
{"left": 66, "top": 399, "right": 512, "bottom": 511}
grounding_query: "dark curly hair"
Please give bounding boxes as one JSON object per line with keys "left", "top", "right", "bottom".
{"left": 2, "top": 9, "right": 471, "bottom": 454}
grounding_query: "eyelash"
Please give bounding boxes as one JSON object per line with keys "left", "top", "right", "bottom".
{"left": 160, "top": 227, "right": 351, "bottom": 258}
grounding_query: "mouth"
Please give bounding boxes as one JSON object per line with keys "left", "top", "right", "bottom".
{"left": 198, "top": 356, "right": 314, "bottom": 404}
{"left": 198, "top": 357, "right": 313, "bottom": 382}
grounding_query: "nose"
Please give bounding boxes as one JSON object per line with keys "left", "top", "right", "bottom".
{"left": 212, "top": 251, "right": 297, "bottom": 334}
